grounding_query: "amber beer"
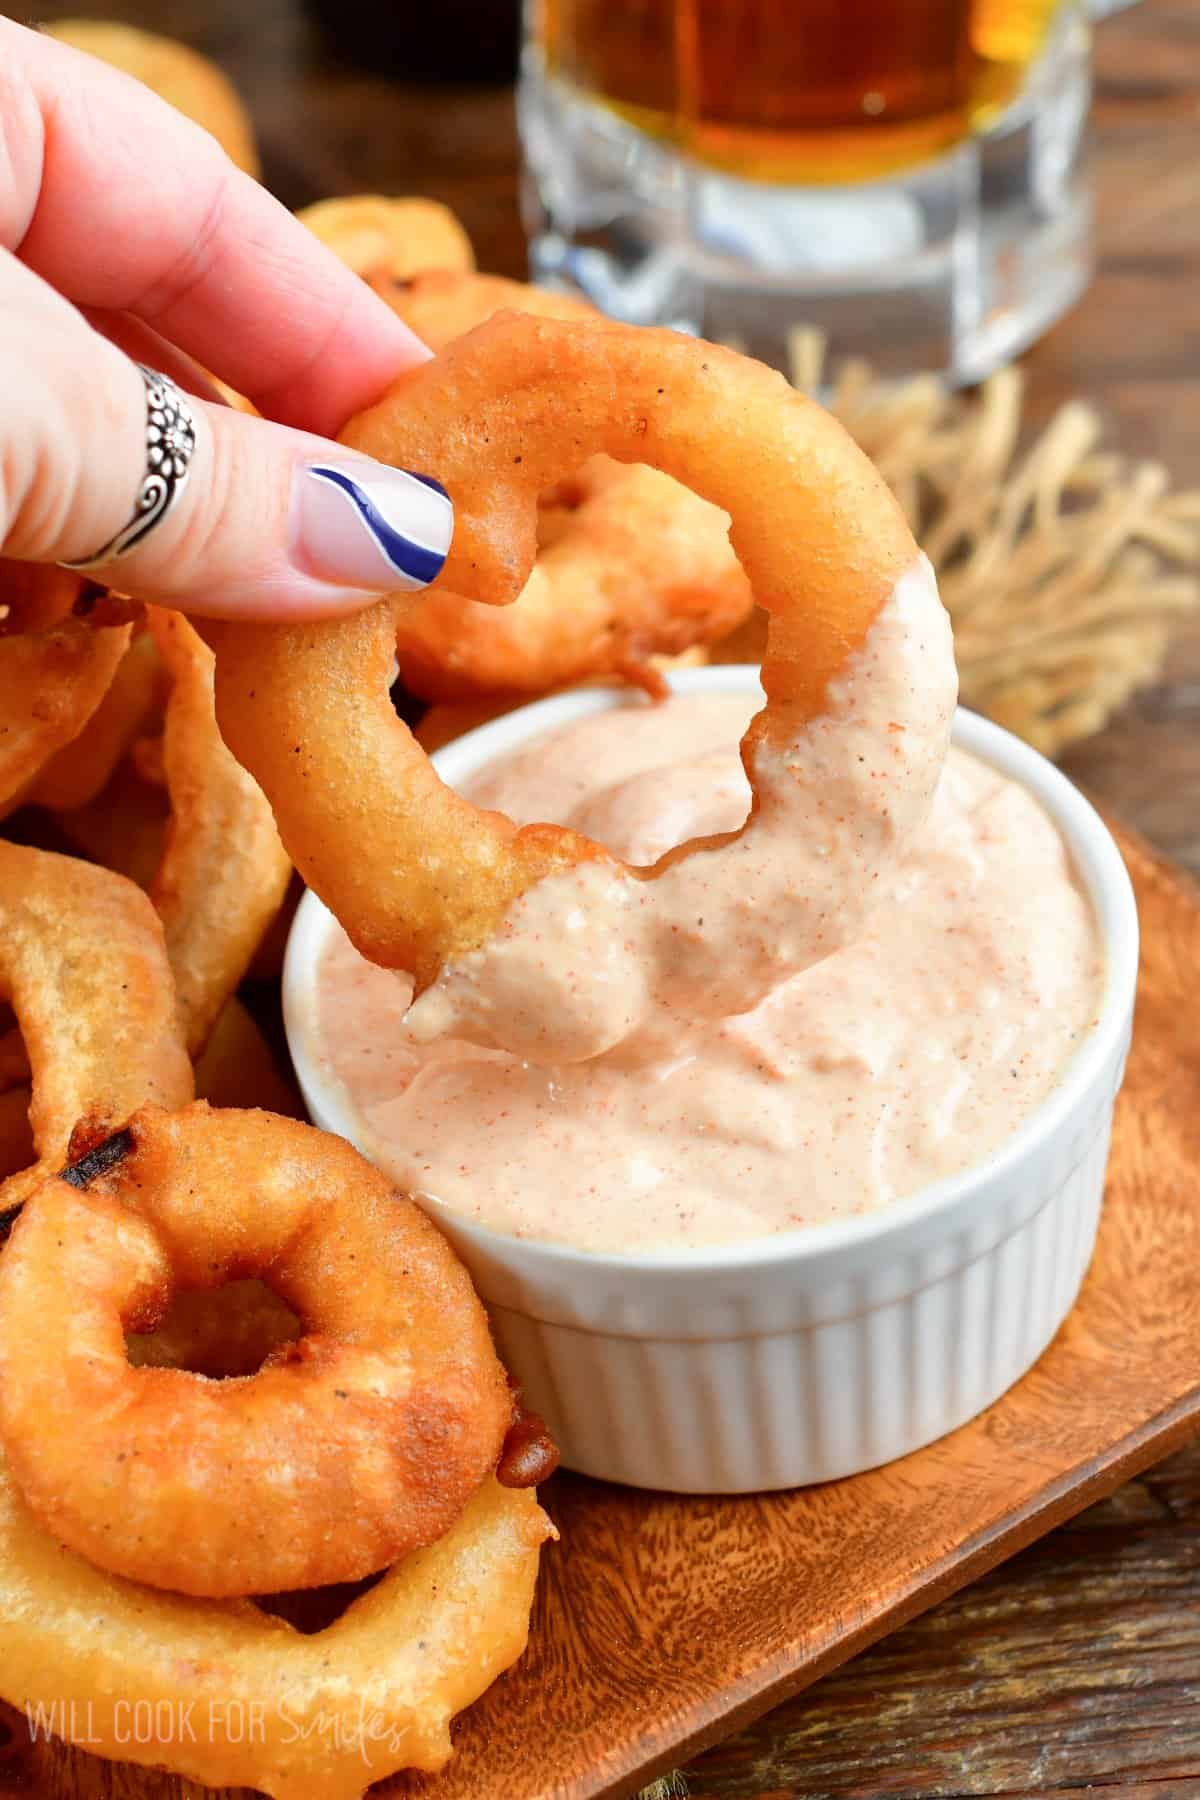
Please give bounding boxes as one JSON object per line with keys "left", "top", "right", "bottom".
{"left": 539, "top": 0, "right": 1064, "bottom": 184}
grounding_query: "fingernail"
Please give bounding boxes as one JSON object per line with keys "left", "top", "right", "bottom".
{"left": 291, "top": 460, "right": 453, "bottom": 593}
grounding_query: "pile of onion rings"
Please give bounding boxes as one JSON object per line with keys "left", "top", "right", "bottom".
{"left": 0, "top": 1105, "right": 554, "bottom": 1796}
{"left": 0, "top": 173, "right": 766, "bottom": 1800}
{"left": 6, "top": 607, "right": 292, "bottom": 1051}
{"left": 38, "top": 749, "right": 166, "bottom": 885}
{"left": 0, "top": 1452, "right": 548, "bottom": 1798}
{"left": 373, "top": 266, "right": 592, "bottom": 340}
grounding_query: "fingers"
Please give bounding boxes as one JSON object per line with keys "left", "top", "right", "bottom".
{"left": 0, "top": 251, "right": 450, "bottom": 621}
{"left": 81, "top": 310, "right": 229, "bottom": 406}
{"left": 0, "top": 16, "right": 428, "bottom": 436}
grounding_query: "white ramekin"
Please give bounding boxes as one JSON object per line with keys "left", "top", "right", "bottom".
{"left": 284, "top": 669, "right": 1139, "bottom": 1494}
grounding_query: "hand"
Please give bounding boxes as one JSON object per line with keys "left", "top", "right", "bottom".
{"left": 0, "top": 18, "right": 453, "bottom": 622}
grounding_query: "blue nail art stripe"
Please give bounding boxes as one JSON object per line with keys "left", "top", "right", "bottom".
{"left": 409, "top": 471, "right": 451, "bottom": 501}
{"left": 309, "top": 466, "right": 450, "bottom": 585}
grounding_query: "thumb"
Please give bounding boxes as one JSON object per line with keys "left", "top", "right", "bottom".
{"left": 3, "top": 258, "right": 452, "bottom": 621}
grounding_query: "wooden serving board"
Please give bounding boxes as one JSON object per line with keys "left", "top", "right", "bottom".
{"left": 2, "top": 823, "right": 1199, "bottom": 1800}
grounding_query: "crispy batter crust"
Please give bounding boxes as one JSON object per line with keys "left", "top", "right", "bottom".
{"left": 212, "top": 313, "right": 916, "bottom": 989}
{"left": 26, "top": 626, "right": 164, "bottom": 811}
{"left": 0, "top": 1453, "right": 549, "bottom": 1799}
{"left": 0, "top": 844, "right": 192, "bottom": 1209}
{"left": 0, "top": 1103, "right": 515, "bottom": 1598}
{"left": 146, "top": 608, "right": 292, "bottom": 1055}
{"left": 382, "top": 273, "right": 754, "bottom": 698}
{"left": 0, "top": 617, "right": 132, "bottom": 814}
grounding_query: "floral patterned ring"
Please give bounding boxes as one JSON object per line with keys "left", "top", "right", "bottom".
{"left": 62, "top": 364, "right": 198, "bottom": 571}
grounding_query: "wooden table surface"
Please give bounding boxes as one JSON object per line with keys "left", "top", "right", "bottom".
{"left": 14, "top": 0, "right": 1200, "bottom": 1795}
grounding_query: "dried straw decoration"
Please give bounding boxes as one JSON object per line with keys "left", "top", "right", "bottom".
{"left": 717, "top": 329, "right": 1200, "bottom": 758}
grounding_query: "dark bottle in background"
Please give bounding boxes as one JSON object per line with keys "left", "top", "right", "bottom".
{"left": 304, "top": 0, "right": 521, "bottom": 82}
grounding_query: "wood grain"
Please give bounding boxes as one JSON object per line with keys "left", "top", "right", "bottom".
{"left": 686, "top": 1451, "right": 1200, "bottom": 1797}
{"left": 0, "top": 822, "right": 1196, "bottom": 1800}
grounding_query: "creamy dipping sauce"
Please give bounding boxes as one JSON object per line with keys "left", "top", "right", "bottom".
{"left": 312, "top": 695, "right": 1103, "bottom": 1254}
{"left": 406, "top": 558, "right": 957, "bottom": 1061}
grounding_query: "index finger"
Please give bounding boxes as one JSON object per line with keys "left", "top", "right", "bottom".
{"left": 0, "top": 17, "right": 429, "bottom": 435}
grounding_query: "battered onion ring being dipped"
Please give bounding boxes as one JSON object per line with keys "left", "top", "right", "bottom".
{"left": 378, "top": 273, "right": 754, "bottom": 699}
{"left": 0, "top": 844, "right": 192, "bottom": 1209}
{"left": 213, "top": 313, "right": 956, "bottom": 1061}
{"left": 0, "top": 1102, "right": 515, "bottom": 1597}
{"left": 297, "top": 194, "right": 475, "bottom": 280}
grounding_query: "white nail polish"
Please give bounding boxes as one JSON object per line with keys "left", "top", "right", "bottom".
{"left": 291, "top": 460, "right": 453, "bottom": 592}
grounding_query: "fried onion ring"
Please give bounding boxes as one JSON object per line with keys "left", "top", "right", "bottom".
{"left": 398, "top": 454, "right": 753, "bottom": 700}
{"left": 298, "top": 194, "right": 475, "bottom": 280}
{"left": 46, "top": 752, "right": 167, "bottom": 889}
{"left": 24, "top": 625, "right": 164, "bottom": 812}
{"left": 0, "top": 1026, "right": 27, "bottom": 1093}
{"left": 0, "top": 560, "right": 90, "bottom": 637}
{"left": 0, "top": 1089, "right": 33, "bottom": 1186}
{"left": 0, "top": 994, "right": 298, "bottom": 1116}
{"left": 374, "top": 267, "right": 591, "bottom": 340}
{"left": 0, "top": 983, "right": 296, "bottom": 1106}
{"left": 0, "top": 1102, "right": 514, "bottom": 1597}
{"left": 211, "top": 315, "right": 923, "bottom": 1014}
{"left": 146, "top": 607, "right": 292, "bottom": 1055}
{"left": 0, "top": 617, "right": 132, "bottom": 813}
{"left": 127, "top": 1275, "right": 301, "bottom": 1378}
{"left": 27, "top": 612, "right": 291, "bottom": 1051}
{"left": 0, "top": 991, "right": 298, "bottom": 1156}
{"left": 0, "top": 1453, "right": 548, "bottom": 1799}
{"left": 0, "top": 844, "right": 192, "bottom": 1209}
{"left": 377, "top": 273, "right": 754, "bottom": 698}
{"left": 192, "top": 995, "right": 304, "bottom": 1116}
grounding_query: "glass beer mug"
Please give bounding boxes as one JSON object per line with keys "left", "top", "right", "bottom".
{"left": 520, "top": 0, "right": 1090, "bottom": 379}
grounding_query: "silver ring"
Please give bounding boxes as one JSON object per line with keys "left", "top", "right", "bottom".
{"left": 62, "top": 363, "right": 197, "bottom": 570}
